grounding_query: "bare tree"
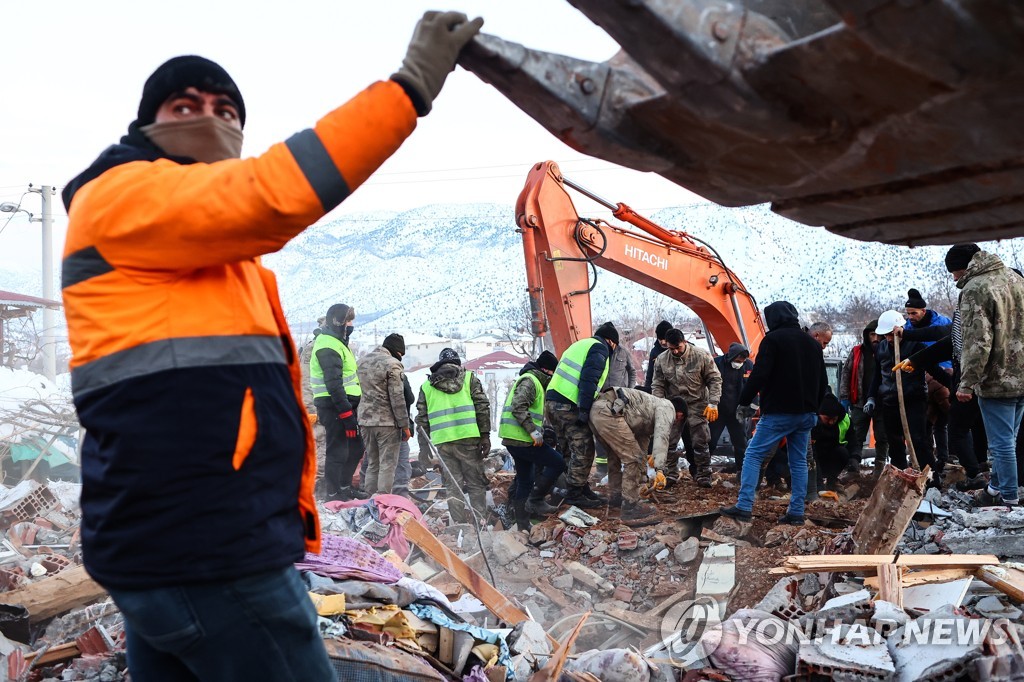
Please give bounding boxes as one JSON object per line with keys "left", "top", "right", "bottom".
{"left": 497, "top": 292, "right": 540, "bottom": 357}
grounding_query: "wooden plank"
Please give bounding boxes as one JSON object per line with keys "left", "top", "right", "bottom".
{"left": 400, "top": 515, "right": 558, "bottom": 650}
{"left": 25, "top": 641, "right": 80, "bottom": 666}
{"left": 596, "top": 605, "right": 660, "bottom": 631}
{"left": 864, "top": 568, "right": 975, "bottom": 590}
{"left": 0, "top": 565, "right": 106, "bottom": 622}
{"left": 977, "top": 565, "right": 1024, "bottom": 603}
{"left": 852, "top": 465, "right": 930, "bottom": 555}
{"left": 877, "top": 563, "right": 903, "bottom": 608}
{"left": 438, "top": 627, "right": 455, "bottom": 666}
{"left": 771, "top": 553, "right": 998, "bottom": 575}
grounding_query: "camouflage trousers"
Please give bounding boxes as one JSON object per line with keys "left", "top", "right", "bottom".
{"left": 589, "top": 399, "right": 646, "bottom": 503}
{"left": 667, "top": 404, "right": 712, "bottom": 479}
{"left": 362, "top": 426, "right": 403, "bottom": 495}
{"left": 545, "top": 402, "right": 595, "bottom": 488}
{"left": 436, "top": 439, "right": 488, "bottom": 524}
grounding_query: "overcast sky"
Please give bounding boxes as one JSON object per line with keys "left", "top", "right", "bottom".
{"left": 0, "top": 0, "right": 709, "bottom": 285}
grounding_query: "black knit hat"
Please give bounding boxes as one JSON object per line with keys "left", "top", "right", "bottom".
{"left": 944, "top": 243, "right": 980, "bottom": 272}
{"left": 438, "top": 348, "right": 461, "bottom": 364}
{"left": 594, "top": 322, "right": 619, "bottom": 345}
{"left": 818, "top": 393, "right": 845, "bottom": 419}
{"left": 536, "top": 350, "right": 558, "bottom": 372}
{"left": 655, "top": 320, "right": 672, "bottom": 341}
{"left": 905, "top": 288, "right": 927, "bottom": 310}
{"left": 137, "top": 56, "right": 246, "bottom": 128}
{"left": 382, "top": 334, "right": 406, "bottom": 356}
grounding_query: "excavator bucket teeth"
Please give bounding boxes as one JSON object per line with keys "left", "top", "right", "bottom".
{"left": 459, "top": 1, "right": 1024, "bottom": 245}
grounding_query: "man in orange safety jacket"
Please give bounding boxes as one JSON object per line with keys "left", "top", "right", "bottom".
{"left": 60, "top": 12, "right": 482, "bottom": 681}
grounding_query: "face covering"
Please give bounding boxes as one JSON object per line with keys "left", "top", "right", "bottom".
{"left": 345, "top": 325, "right": 354, "bottom": 340}
{"left": 141, "top": 116, "right": 243, "bottom": 163}
{"left": 731, "top": 361, "right": 744, "bottom": 369}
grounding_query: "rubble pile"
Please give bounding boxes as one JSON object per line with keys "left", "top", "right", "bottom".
{"left": 901, "top": 485, "right": 1024, "bottom": 559}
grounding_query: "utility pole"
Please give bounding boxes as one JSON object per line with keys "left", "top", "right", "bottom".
{"left": 29, "top": 185, "right": 57, "bottom": 382}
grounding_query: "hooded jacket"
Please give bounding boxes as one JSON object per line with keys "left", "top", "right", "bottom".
{"left": 312, "top": 311, "right": 357, "bottom": 415}
{"left": 957, "top": 251, "right": 1024, "bottom": 398}
{"left": 713, "top": 343, "right": 753, "bottom": 410}
{"left": 812, "top": 393, "right": 850, "bottom": 455}
{"left": 652, "top": 342, "right": 722, "bottom": 407}
{"left": 415, "top": 363, "right": 491, "bottom": 445}
{"left": 739, "top": 301, "right": 827, "bottom": 414}
{"left": 500, "top": 361, "right": 551, "bottom": 448}
{"left": 61, "top": 80, "right": 418, "bottom": 590}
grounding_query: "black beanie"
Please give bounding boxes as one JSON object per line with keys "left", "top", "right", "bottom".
{"left": 655, "top": 320, "right": 672, "bottom": 341}
{"left": 905, "top": 288, "right": 927, "bottom": 309}
{"left": 137, "top": 56, "right": 246, "bottom": 128}
{"left": 670, "top": 396, "right": 688, "bottom": 418}
{"left": 819, "top": 393, "right": 845, "bottom": 419}
{"left": 382, "top": 334, "right": 406, "bottom": 356}
{"left": 536, "top": 350, "right": 558, "bottom": 372}
{"left": 944, "top": 243, "right": 980, "bottom": 272}
{"left": 594, "top": 322, "right": 619, "bottom": 345}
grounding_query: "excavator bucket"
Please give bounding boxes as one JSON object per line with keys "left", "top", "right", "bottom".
{"left": 459, "top": 1, "right": 1024, "bottom": 246}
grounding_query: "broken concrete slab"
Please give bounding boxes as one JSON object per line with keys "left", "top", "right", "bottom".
{"left": 943, "top": 532, "right": 1024, "bottom": 557}
{"left": 902, "top": 577, "right": 973, "bottom": 613}
{"left": 558, "top": 506, "right": 600, "bottom": 528}
{"left": 888, "top": 604, "right": 985, "bottom": 682}
{"left": 798, "top": 624, "right": 894, "bottom": 679}
{"left": 696, "top": 542, "right": 735, "bottom": 618}
{"left": 871, "top": 600, "right": 910, "bottom": 637}
{"left": 488, "top": 531, "right": 529, "bottom": 566}
{"left": 673, "top": 537, "right": 699, "bottom": 564}
{"left": 566, "top": 561, "right": 615, "bottom": 595}
{"left": 550, "top": 574, "right": 573, "bottom": 591}
{"left": 974, "top": 595, "right": 1023, "bottom": 620}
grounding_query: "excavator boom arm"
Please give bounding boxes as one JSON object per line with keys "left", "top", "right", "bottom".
{"left": 516, "top": 161, "right": 766, "bottom": 356}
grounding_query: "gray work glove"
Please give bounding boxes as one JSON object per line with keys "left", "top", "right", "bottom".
{"left": 391, "top": 11, "right": 484, "bottom": 116}
{"left": 863, "top": 397, "right": 876, "bottom": 417}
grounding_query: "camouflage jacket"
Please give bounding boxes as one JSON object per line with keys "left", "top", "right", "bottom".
{"left": 298, "top": 338, "right": 316, "bottom": 412}
{"left": 651, "top": 343, "right": 723, "bottom": 406}
{"left": 355, "top": 347, "right": 409, "bottom": 429}
{"left": 415, "top": 364, "right": 491, "bottom": 447}
{"left": 957, "top": 251, "right": 1024, "bottom": 398}
{"left": 595, "top": 387, "right": 678, "bottom": 468}
{"left": 500, "top": 364, "right": 550, "bottom": 448}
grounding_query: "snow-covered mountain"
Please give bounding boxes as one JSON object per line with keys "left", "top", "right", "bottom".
{"left": 263, "top": 202, "right": 1024, "bottom": 337}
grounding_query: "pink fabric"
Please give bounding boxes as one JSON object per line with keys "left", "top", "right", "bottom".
{"left": 323, "top": 494, "right": 423, "bottom": 560}
{"left": 296, "top": 532, "right": 401, "bottom": 583}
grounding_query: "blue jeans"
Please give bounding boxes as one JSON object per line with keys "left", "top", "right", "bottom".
{"left": 737, "top": 412, "right": 817, "bottom": 516}
{"left": 507, "top": 443, "right": 567, "bottom": 499}
{"left": 106, "top": 567, "right": 333, "bottom": 682}
{"left": 978, "top": 395, "right": 1024, "bottom": 501}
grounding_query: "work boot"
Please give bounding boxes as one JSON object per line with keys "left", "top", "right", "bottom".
{"left": 526, "top": 475, "right": 560, "bottom": 516}
{"left": 777, "top": 512, "right": 806, "bottom": 526}
{"left": 719, "top": 504, "right": 752, "bottom": 522}
{"left": 581, "top": 483, "right": 607, "bottom": 503}
{"left": 621, "top": 499, "right": 657, "bottom": 521}
{"left": 339, "top": 486, "right": 369, "bottom": 500}
{"left": 563, "top": 486, "right": 603, "bottom": 509}
{"left": 512, "top": 499, "right": 531, "bottom": 531}
{"left": 972, "top": 487, "right": 1017, "bottom": 508}
{"left": 957, "top": 473, "right": 987, "bottom": 491}
{"left": 696, "top": 474, "right": 713, "bottom": 488}
{"left": 607, "top": 493, "right": 623, "bottom": 508}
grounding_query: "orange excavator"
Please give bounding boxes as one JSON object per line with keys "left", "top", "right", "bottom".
{"left": 516, "top": 160, "right": 766, "bottom": 357}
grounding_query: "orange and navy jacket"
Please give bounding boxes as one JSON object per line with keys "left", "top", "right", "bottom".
{"left": 62, "top": 81, "right": 417, "bottom": 589}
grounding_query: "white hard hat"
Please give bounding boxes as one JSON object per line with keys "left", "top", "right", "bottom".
{"left": 877, "top": 310, "right": 905, "bottom": 335}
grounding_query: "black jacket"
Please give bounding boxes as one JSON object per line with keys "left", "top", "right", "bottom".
{"left": 714, "top": 342, "right": 753, "bottom": 409}
{"left": 869, "top": 337, "right": 941, "bottom": 406}
{"left": 739, "top": 302, "right": 827, "bottom": 414}
{"left": 644, "top": 344, "right": 667, "bottom": 391}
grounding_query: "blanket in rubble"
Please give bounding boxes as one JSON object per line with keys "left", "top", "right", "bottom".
{"left": 322, "top": 494, "right": 423, "bottom": 559}
{"left": 296, "top": 532, "right": 402, "bottom": 583}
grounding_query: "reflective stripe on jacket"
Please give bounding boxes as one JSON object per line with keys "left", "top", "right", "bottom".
{"left": 422, "top": 372, "right": 482, "bottom": 445}
{"left": 548, "top": 338, "right": 610, "bottom": 405}
{"left": 310, "top": 333, "right": 361, "bottom": 399}
{"left": 498, "top": 373, "right": 543, "bottom": 443}
{"left": 61, "top": 80, "right": 418, "bottom": 589}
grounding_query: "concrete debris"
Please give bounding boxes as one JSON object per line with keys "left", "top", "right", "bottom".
{"left": 974, "top": 595, "right": 1023, "bottom": 621}
{"left": 871, "top": 600, "right": 910, "bottom": 635}
{"left": 550, "top": 573, "right": 573, "bottom": 591}
{"left": 888, "top": 605, "right": 985, "bottom": 682}
{"left": 488, "top": 531, "right": 529, "bottom": 566}
{"left": 558, "top": 506, "right": 600, "bottom": 528}
{"left": 797, "top": 623, "right": 895, "bottom": 679}
{"left": 673, "top": 537, "right": 700, "bottom": 564}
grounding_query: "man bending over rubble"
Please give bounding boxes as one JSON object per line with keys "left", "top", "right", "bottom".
{"left": 60, "top": 12, "right": 482, "bottom": 681}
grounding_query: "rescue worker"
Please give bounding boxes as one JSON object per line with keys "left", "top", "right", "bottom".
{"left": 721, "top": 301, "right": 827, "bottom": 526}
{"left": 311, "top": 303, "right": 367, "bottom": 501}
{"left": 710, "top": 342, "right": 753, "bottom": 473}
{"left": 904, "top": 287, "right": 953, "bottom": 470}
{"left": 356, "top": 333, "right": 411, "bottom": 496}
{"left": 499, "top": 350, "right": 566, "bottom": 530}
{"left": 839, "top": 321, "right": 889, "bottom": 476}
{"left": 595, "top": 338, "right": 637, "bottom": 476}
{"left": 867, "top": 310, "right": 940, "bottom": 472}
{"left": 652, "top": 328, "right": 723, "bottom": 487}
{"left": 545, "top": 322, "right": 620, "bottom": 508}
{"left": 812, "top": 393, "right": 851, "bottom": 491}
{"left": 590, "top": 387, "right": 688, "bottom": 520}
{"left": 416, "top": 348, "right": 491, "bottom": 523}
{"left": 299, "top": 316, "right": 327, "bottom": 493}
{"left": 643, "top": 320, "right": 673, "bottom": 392}
{"left": 59, "top": 13, "right": 482, "bottom": 679}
